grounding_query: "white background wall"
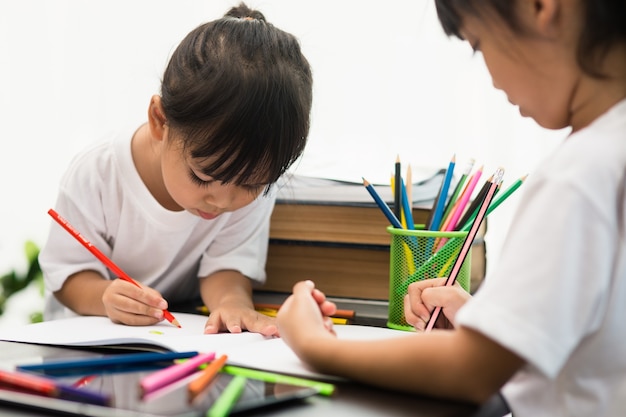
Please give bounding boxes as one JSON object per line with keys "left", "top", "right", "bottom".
{"left": 0, "top": 1, "right": 566, "bottom": 290}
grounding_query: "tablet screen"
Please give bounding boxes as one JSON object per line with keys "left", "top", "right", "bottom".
{"left": 0, "top": 368, "right": 319, "bottom": 417}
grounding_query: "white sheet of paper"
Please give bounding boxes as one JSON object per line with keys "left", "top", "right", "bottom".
{"left": 0, "top": 313, "right": 411, "bottom": 380}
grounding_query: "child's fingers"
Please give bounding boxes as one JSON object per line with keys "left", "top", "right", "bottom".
{"left": 303, "top": 281, "right": 337, "bottom": 316}
{"left": 103, "top": 279, "right": 167, "bottom": 323}
{"left": 403, "top": 294, "right": 430, "bottom": 331}
{"left": 203, "top": 312, "right": 243, "bottom": 334}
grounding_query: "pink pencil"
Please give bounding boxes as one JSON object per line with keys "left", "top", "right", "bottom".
{"left": 426, "top": 168, "right": 503, "bottom": 332}
{"left": 432, "top": 166, "right": 483, "bottom": 252}
{"left": 140, "top": 351, "right": 216, "bottom": 396}
{"left": 444, "top": 165, "right": 483, "bottom": 232}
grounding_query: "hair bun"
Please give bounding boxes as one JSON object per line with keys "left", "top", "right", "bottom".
{"left": 225, "top": 2, "right": 266, "bottom": 22}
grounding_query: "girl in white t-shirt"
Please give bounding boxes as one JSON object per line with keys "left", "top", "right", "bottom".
{"left": 40, "top": 3, "right": 312, "bottom": 336}
{"left": 277, "top": 0, "right": 626, "bottom": 415}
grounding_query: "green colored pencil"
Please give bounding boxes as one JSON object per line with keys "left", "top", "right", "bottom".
{"left": 459, "top": 174, "right": 527, "bottom": 231}
{"left": 221, "top": 365, "right": 335, "bottom": 396}
{"left": 206, "top": 375, "right": 247, "bottom": 417}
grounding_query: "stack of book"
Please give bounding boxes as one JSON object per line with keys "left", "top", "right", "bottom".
{"left": 262, "top": 173, "right": 487, "bottom": 300}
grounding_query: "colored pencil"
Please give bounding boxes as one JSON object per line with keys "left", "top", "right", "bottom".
{"left": 140, "top": 351, "right": 216, "bottom": 396}
{"left": 195, "top": 304, "right": 356, "bottom": 320}
{"left": 0, "top": 369, "right": 112, "bottom": 406}
{"left": 17, "top": 351, "right": 199, "bottom": 374}
{"left": 406, "top": 165, "right": 413, "bottom": 216}
{"left": 222, "top": 365, "right": 335, "bottom": 396}
{"left": 207, "top": 375, "right": 247, "bottom": 417}
{"left": 362, "top": 178, "right": 403, "bottom": 229}
{"left": 444, "top": 165, "right": 483, "bottom": 232}
{"left": 390, "top": 176, "right": 406, "bottom": 228}
{"left": 454, "top": 173, "right": 493, "bottom": 231}
{"left": 458, "top": 174, "right": 527, "bottom": 231}
{"left": 256, "top": 307, "right": 348, "bottom": 324}
{"left": 396, "top": 170, "right": 524, "bottom": 296}
{"left": 0, "top": 369, "right": 57, "bottom": 395}
{"left": 433, "top": 174, "right": 494, "bottom": 252}
{"left": 188, "top": 354, "right": 229, "bottom": 399}
{"left": 47, "top": 208, "right": 181, "bottom": 328}
{"left": 428, "top": 154, "right": 456, "bottom": 231}
{"left": 425, "top": 168, "right": 504, "bottom": 332}
{"left": 400, "top": 178, "right": 415, "bottom": 230}
{"left": 440, "top": 158, "right": 474, "bottom": 226}
{"left": 254, "top": 303, "right": 355, "bottom": 319}
{"left": 394, "top": 155, "right": 402, "bottom": 220}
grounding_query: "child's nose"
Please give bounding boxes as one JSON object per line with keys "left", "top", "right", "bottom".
{"left": 204, "top": 184, "right": 238, "bottom": 209}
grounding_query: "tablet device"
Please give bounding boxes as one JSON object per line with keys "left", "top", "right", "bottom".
{"left": 0, "top": 369, "right": 319, "bottom": 417}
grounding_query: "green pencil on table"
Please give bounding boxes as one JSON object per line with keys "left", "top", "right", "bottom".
{"left": 221, "top": 365, "right": 335, "bottom": 396}
{"left": 206, "top": 375, "right": 247, "bottom": 417}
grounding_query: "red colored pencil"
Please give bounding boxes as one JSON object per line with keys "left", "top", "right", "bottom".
{"left": 47, "top": 208, "right": 181, "bottom": 328}
{"left": 0, "top": 369, "right": 57, "bottom": 395}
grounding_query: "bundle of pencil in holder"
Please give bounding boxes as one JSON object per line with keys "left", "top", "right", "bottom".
{"left": 386, "top": 225, "right": 471, "bottom": 331}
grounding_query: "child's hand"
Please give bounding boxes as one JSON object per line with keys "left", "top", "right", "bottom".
{"left": 277, "top": 280, "right": 337, "bottom": 352}
{"left": 404, "top": 277, "right": 471, "bottom": 331}
{"left": 203, "top": 302, "right": 279, "bottom": 336}
{"left": 101, "top": 278, "right": 169, "bottom": 326}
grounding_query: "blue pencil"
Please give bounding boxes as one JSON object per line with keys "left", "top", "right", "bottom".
{"left": 428, "top": 154, "right": 456, "bottom": 231}
{"left": 17, "top": 351, "right": 199, "bottom": 373}
{"left": 362, "top": 178, "right": 403, "bottom": 229}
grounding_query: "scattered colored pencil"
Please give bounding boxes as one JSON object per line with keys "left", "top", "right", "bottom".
{"left": 188, "top": 354, "right": 229, "bottom": 400}
{"left": 140, "top": 352, "right": 216, "bottom": 396}
{"left": 207, "top": 375, "right": 247, "bottom": 417}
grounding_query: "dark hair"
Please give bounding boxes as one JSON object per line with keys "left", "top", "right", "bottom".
{"left": 160, "top": 2, "right": 312, "bottom": 190}
{"left": 434, "top": 0, "right": 626, "bottom": 77}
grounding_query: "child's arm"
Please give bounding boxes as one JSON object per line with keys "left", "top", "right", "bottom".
{"left": 53, "top": 271, "right": 170, "bottom": 325}
{"left": 199, "top": 270, "right": 279, "bottom": 336}
{"left": 277, "top": 281, "right": 525, "bottom": 404}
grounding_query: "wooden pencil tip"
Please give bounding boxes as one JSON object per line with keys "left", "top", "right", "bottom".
{"left": 172, "top": 319, "right": 182, "bottom": 328}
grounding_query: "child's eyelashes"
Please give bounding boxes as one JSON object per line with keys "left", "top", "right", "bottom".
{"left": 188, "top": 170, "right": 214, "bottom": 188}
{"left": 188, "top": 169, "right": 265, "bottom": 194}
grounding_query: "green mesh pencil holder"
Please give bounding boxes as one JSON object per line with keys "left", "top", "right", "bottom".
{"left": 386, "top": 225, "right": 471, "bottom": 331}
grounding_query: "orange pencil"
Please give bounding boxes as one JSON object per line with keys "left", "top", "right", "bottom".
{"left": 188, "top": 354, "right": 229, "bottom": 399}
{"left": 47, "top": 208, "right": 181, "bottom": 328}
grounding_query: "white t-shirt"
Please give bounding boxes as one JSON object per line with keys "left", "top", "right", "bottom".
{"left": 40, "top": 125, "right": 276, "bottom": 320}
{"left": 456, "top": 99, "right": 626, "bottom": 416}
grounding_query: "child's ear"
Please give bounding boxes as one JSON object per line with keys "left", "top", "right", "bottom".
{"left": 147, "top": 95, "right": 168, "bottom": 141}
{"left": 530, "top": 0, "right": 560, "bottom": 37}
